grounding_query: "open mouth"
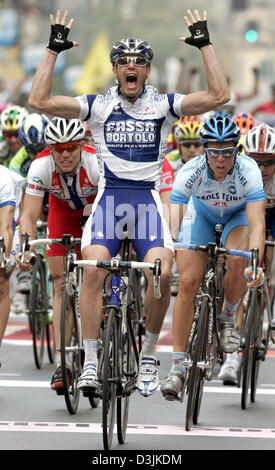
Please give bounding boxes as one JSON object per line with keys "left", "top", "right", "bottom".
{"left": 126, "top": 74, "right": 138, "bottom": 88}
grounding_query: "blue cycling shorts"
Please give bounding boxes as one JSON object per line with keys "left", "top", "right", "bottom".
{"left": 81, "top": 188, "right": 174, "bottom": 260}
{"left": 178, "top": 197, "right": 248, "bottom": 246}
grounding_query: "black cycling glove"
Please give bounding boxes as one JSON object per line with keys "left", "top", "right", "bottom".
{"left": 47, "top": 23, "right": 74, "bottom": 53}
{"left": 184, "top": 19, "right": 212, "bottom": 49}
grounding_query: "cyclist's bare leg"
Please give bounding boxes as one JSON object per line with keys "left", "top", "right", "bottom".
{"left": 223, "top": 225, "right": 249, "bottom": 313}
{"left": 0, "top": 273, "right": 11, "bottom": 346}
{"left": 173, "top": 250, "right": 206, "bottom": 351}
{"left": 143, "top": 246, "right": 173, "bottom": 334}
{"left": 80, "top": 244, "right": 111, "bottom": 340}
{"left": 48, "top": 256, "right": 72, "bottom": 355}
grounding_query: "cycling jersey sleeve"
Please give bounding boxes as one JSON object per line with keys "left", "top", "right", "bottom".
{"left": 25, "top": 158, "right": 51, "bottom": 198}
{"left": 75, "top": 94, "right": 98, "bottom": 121}
{"left": 170, "top": 156, "right": 206, "bottom": 205}
{"left": 160, "top": 158, "right": 175, "bottom": 193}
{"left": 0, "top": 168, "right": 16, "bottom": 208}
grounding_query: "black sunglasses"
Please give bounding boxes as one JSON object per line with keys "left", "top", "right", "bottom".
{"left": 180, "top": 142, "right": 202, "bottom": 149}
{"left": 254, "top": 159, "right": 275, "bottom": 168}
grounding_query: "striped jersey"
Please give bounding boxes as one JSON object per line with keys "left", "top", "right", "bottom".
{"left": 26, "top": 146, "right": 98, "bottom": 210}
{"left": 75, "top": 86, "right": 184, "bottom": 190}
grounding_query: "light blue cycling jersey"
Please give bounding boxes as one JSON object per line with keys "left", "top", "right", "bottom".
{"left": 171, "top": 152, "right": 265, "bottom": 223}
{"left": 75, "top": 86, "right": 184, "bottom": 190}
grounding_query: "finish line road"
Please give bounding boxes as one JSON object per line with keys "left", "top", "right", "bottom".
{"left": 0, "top": 301, "right": 275, "bottom": 451}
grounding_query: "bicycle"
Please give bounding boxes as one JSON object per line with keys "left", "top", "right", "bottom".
{"left": 21, "top": 232, "right": 99, "bottom": 415}
{"left": 71, "top": 236, "right": 161, "bottom": 450}
{"left": 174, "top": 226, "right": 257, "bottom": 431}
{"left": 21, "top": 223, "right": 55, "bottom": 369}
{"left": 239, "top": 239, "right": 275, "bottom": 410}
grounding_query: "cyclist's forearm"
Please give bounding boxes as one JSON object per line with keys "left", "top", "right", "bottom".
{"left": 29, "top": 49, "right": 57, "bottom": 112}
{"left": 200, "top": 45, "right": 230, "bottom": 107}
{"left": 29, "top": 49, "right": 81, "bottom": 118}
{"left": 0, "top": 225, "right": 13, "bottom": 257}
{"left": 170, "top": 203, "right": 186, "bottom": 240}
{"left": 0, "top": 206, "right": 14, "bottom": 256}
{"left": 248, "top": 226, "right": 266, "bottom": 262}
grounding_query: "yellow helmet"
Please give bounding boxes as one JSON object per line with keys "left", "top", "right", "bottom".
{"left": 0, "top": 105, "right": 29, "bottom": 132}
{"left": 174, "top": 116, "right": 201, "bottom": 142}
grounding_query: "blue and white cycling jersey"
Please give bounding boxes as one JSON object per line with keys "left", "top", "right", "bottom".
{"left": 75, "top": 86, "right": 184, "bottom": 190}
{"left": 171, "top": 152, "right": 265, "bottom": 223}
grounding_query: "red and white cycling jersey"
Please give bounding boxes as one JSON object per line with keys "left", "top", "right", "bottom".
{"left": 26, "top": 146, "right": 98, "bottom": 209}
{"left": 160, "top": 158, "right": 175, "bottom": 193}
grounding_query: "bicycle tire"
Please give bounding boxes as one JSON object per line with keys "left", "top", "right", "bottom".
{"left": 128, "top": 267, "right": 146, "bottom": 353}
{"left": 185, "top": 296, "right": 209, "bottom": 431}
{"left": 102, "top": 308, "right": 118, "bottom": 450}
{"left": 46, "top": 274, "right": 55, "bottom": 363}
{"left": 45, "top": 323, "right": 55, "bottom": 364}
{"left": 117, "top": 314, "right": 138, "bottom": 444}
{"left": 29, "top": 254, "right": 47, "bottom": 369}
{"left": 250, "top": 290, "right": 264, "bottom": 403}
{"left": 241, "top": 288, "right": 259, "bottom": 409}
{"left": 60, "top": 288, "right": 81, "bottom": 414}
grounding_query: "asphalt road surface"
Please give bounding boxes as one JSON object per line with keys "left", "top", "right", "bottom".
{"left": 1, "top": 296, "right": 275, "bottom": 455}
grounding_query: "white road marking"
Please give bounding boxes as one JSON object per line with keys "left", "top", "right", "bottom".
{"left": 0, "top": 380, "right": 275, "bottom": 395}
{"left": 0, "top": 421, "right": 274, "bottom": 439}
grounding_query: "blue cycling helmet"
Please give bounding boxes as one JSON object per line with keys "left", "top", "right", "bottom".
{"left": 19, "top": 113, "right": 49, "bottom": 153}
{"left": 110, "top": 38, "right": 153, "bottom": 65}
{"left": 200, "top": 114, "right": 240, "bottom": 144}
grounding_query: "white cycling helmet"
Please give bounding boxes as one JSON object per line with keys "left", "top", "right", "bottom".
{"left": 44, "top": 117, "right": 86, "bottom": 144}
{"left": 110, "top": 38, "right": 153, "bottom": 65}
{"left": 244, "top": 123, "right": 275, "bottom": 155}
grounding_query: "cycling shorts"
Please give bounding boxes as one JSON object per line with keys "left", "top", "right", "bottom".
{"left": 179, "top": 198, "right": 248, "bottom": 246}
{"left": 46, "top": 193, "right": 82, "bottom": 257}
{"left": 81, "top": 188, "right": 174, "bottom": 260}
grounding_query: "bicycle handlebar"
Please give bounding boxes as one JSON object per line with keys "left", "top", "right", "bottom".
{"left": 174, "top": 241, "right": 260, "bottom": 281}
{"left": 20, "top": 232, "right": 81, "bottom": 262}
{"left": 72, "top": 258, "right": 162, "bottom": 299}
{"left": 174, "top": 241, "right": 253, "bottom": 260}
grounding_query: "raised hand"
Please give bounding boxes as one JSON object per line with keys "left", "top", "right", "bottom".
{"left": 47, "top": 9, "right": 79, "bottom": 54}
{"left": 180, "top": 9, "right": 211, "bottom": 49}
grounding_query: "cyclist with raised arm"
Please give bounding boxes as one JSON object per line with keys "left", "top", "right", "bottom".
{"left": 16, "top": 117, "right": 98, "bottom": 393}
{"left": 28, "top": 8, "right": 230, "bottom": 397}
{"left": 161, "top": 114, "right": 266, "bottom": 400}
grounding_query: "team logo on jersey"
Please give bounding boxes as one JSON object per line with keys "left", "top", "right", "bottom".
{"left": 112, "top": 104, "right": 122, "bottom": 115}
{"left": 229, "top": 185, "right": 237, "bottom": 195}
{"left": 105, "top": 119, "right": 157, "bottom": 145}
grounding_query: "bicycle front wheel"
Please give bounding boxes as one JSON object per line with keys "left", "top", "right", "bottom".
{"left": 60, "top": 288, "right": 81, "bottom": 414}
{"left": 117, "top": 316, "right": 138, "bottom": 444}
{"left": 241, "top": 288, "right": 260, "bottom": 409}
{"left": 250, "top": 290, "right": 264, "bottom": 403}
{"left": 29, "top": 255, "right": 47, "bottom": 369}
{"left": 102, "top": 308, "right": 118, "bottom": 450}
{"left": 46, "top": 274, "right": 55, "bottom": 364}
{"left": 185, "top": 296, "right": 209, "bottom": 431}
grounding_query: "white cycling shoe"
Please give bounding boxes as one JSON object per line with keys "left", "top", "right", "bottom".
{"left": 137, "top": 355, "right": 159, "bottom": 397}
{"left": 160, "top": 369, "right": 185, "bottom": 401}
{"left": 220, "top": 321, "right": 240, "bottom": 353}
{"left": 218, "top": 352, "right": 241, "bottom": 385}
{"left": 77, "top": 362, "right": 98, "bottom": 391}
